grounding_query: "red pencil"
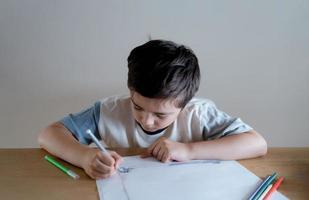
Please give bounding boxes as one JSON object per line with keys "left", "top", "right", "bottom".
{"left": 263, "top": 177, "right": 284, "bottom": 200}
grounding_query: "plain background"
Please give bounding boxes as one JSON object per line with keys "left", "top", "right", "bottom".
{"left": 0, "top": 0, "right": 308, "bottom": 148}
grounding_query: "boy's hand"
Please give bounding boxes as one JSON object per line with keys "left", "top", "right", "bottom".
{"left": 141, "top": 137, "right": 192, "bottom": 162}
{"left": 82, "top": 148, "right": 122, "bottom": 179}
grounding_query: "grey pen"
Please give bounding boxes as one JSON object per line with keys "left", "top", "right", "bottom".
{"left": 86, "top": 129, "right": 129, "bottom": 173}
{"left": 86, "top": 129, "right": 110, "bottom": 155}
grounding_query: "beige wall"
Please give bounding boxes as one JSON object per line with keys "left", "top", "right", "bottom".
{"left": 0, "top": 0, "right": 308, "bottom": 148}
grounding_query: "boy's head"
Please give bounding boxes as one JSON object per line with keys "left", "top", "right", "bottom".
{"left": 127, "top": 40, "right": 200, "bottom": 108}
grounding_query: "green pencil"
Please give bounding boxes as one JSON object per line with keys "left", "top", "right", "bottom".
{"left": 44, "top": 155, "right": 80, "bottom": 180}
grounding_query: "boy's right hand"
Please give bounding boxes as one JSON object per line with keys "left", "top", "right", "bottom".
{"left": 82, "top": 148, "right": 122, "bottom": 179}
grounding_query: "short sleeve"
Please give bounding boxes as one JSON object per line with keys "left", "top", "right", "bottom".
{"left": 200, "top": 102, "right": 253, "bottom": 140}
{"left": 59, "top": 101, "right": 101, "bottom": 145}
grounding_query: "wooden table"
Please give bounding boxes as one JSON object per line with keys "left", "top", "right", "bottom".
{"left": 0, "top": 148, "right": 308, "bottom": 200}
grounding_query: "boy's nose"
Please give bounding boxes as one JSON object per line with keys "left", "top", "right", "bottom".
{"left": 141, "top": 113, "right": 155, "bottom": 127}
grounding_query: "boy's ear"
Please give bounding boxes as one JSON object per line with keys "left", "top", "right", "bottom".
{"left": 129, "top": 90, "right": 134, "bottom": 97}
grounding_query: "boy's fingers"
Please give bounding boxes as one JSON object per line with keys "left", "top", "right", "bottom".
{"left": 93, "top": 158, "right": 114, "bottom": 174}
{"left": 97, "top": 152, "right": 114, "bottom": 166}
{"left": 109, "top": 151, "right": 123, "bottom": 167}
{"left": 92, "top": 170, "right": 113, "bottom": 180}
{"left": 140, "top": 142, "right": 157, "bottom": 158}
{"left": 162, "top": 151, "right": 170, "bottom": 163}
{"left": 148, "top": 138, "right": 162, "bottom": 152}
{"left": 157, "top": 148, "right": 165, "bottom": 161}
{"left": 110, "top": 151, "right": 122, "bottom": 161}
{"left": 151, "top": 144, "right": 161, "bottom": 157}
{"left": 140, "top": 137, "right": 165, "bottom": 159}
{"left": 140, "top": 149, "right": 152, "bottom": 158}
{"left": 88, "top": 164, "right": 114, "bottom": 179}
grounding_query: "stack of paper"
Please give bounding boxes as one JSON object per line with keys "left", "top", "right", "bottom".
{"left": 96, "top": 156, "right": 288, "bottom": 200}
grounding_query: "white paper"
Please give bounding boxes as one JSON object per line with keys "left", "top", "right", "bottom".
{"left": 96, "top": 156, "right": 288, "bottom": 200}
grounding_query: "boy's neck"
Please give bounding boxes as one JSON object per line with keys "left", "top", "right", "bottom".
{"left": 136, "top": 121, "right": 168, "bottom": 135}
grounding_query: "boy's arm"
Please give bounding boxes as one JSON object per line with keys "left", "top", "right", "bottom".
{"left": 38, "top": 122, "right": 91, "bottom": 168}
{"left": 187, "top": 130, "right": 267, "bottom": 160}
{"left": 38, "top": 122, "right": 121, "bottom": 179}
{"left": 142, "top": 130, "right": 267, "bottom": 162}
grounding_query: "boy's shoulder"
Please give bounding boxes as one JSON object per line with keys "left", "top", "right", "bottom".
{"left": 185, "top": 97, "right": 216, "bottom": 110}
{"left": 98, "top": 94, "right": 131, "bottom": 111}
{"left": 182, "top": 97, "right": 217, "bottom": 117}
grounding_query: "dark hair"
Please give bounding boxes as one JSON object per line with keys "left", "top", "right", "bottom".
{"left": 127, "top": 40, "right": 200, "bottom": 108}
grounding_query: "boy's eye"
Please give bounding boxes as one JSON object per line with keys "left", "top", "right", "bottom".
{"left": 156, "top": 114, "right": 167, "bottom": 119}
{"left": 134, "top": 106, "right": 143, "bottom": 111}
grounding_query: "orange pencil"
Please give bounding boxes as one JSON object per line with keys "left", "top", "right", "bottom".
{"left": 263, "top": 177, "right": 284, "bottom": 200}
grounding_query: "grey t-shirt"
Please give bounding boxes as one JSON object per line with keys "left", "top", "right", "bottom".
{"left": 60, "top": 95, "right": 252, "bottom": 148}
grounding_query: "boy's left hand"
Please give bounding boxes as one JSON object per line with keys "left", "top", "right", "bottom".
{"left": 141, "top": 137, "right": 192, "bottom": 162}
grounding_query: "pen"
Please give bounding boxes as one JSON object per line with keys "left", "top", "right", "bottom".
{"left": 86, "top": 129, "right": 128, "bottom": 173}
{"left": 44, "top": 155, "right": 80, "bottom": 180}
{"left": 263, "top": 177, "right": 284, "bottom": 200}
{"left": 86, "top": 129, "right": 110, "bottom": 155}
{"left": 249, "top": 175, "right": 271, "bottom": 200}
{"left": 252, "top": 172, "right": 277, "bottom": 200}
{"left": 257, "top": 184, "right": 272, "bottom": 200}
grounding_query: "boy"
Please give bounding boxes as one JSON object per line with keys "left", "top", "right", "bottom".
{"left": 38, "top": 40, "right": 267, "bottom": 179}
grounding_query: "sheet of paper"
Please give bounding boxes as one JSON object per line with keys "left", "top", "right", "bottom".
{"left": 96, "top": 156, "right": 288, "bottom": 200}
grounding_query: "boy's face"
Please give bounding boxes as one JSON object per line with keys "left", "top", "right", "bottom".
{"left": 130, "top": 91, "right": 182, "bottom": 133}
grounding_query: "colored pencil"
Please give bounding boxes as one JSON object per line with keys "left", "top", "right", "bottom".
{"left": 248, "top": 175, "right": 271, "bottom": 200}
{"left": 251, "top": 172, "right": 277, "bottom": 200}
{"left": 263, "top": 177, "right": 284, "bottom": 200}
{"left": 257, "top": 184, "right": 272, "bottom": 200}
